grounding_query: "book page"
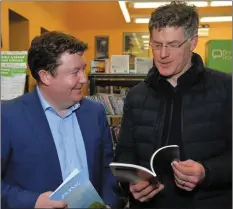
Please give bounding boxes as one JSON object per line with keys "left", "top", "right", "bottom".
{"left": 150, "top": 145, "right": 180, "bottom": 176}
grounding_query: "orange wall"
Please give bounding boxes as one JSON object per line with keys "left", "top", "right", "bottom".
{"left": 1, "top": 2, "right": 73, "bottom": 51}
{"left": 1, "top": 2, "right": 73, "bottom": 90}
{"left": 9, "top": 19, "right": 29, "bottom": 51}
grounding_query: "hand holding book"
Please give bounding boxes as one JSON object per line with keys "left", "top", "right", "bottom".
{"left": 171, "top": 159, "right": 206, "bottom": 191}
{"left": 129, "top": 180, "right": 164, "bottom": 203}
{"left": 35, "top": 191, "right": 67, "bottom": 208}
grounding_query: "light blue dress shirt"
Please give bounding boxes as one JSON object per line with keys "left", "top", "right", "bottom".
{"left": 36, "top": 86, "right": 89, "bottom": 180}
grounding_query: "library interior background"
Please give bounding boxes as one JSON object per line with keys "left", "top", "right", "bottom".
{"left": 1, "top": 1, "right": 232, "bottom": 138}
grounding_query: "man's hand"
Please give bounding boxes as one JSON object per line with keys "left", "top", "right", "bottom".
{"left": 171, "top": 159, "right": 205, "bottom": 191}
{"left": 35, "top": 191, "right": 67, "bottom": 208}
{"left": 129, "top": 180, "right": 164, "bottom": 202}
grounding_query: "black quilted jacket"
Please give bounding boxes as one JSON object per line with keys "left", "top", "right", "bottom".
{"left": 114, "top": 53, "right": 232, "bottom": 209}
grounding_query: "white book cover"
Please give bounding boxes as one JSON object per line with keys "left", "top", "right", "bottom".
{"left": 135, "top": 57, "right": 153, "bottom": 74}
{"left": 110, "top": 55, "right": 129, "bottom": 74}
{"left": 110, "top": 145, "right": 180, "bottom": 183}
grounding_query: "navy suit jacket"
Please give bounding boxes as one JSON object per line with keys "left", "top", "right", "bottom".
{"left": 1, "top": 89, "right": 119, "bottom": 208}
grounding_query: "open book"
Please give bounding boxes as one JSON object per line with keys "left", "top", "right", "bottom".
{"left": 110, "top": 145, "right": 179, "bottom": 183}
{"left": 49, "top": 168, "right": 106, "bottom": 208}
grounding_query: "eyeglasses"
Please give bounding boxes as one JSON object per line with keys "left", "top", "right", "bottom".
{"left": 149, "top": 39, "right": 188, "bottom": 51}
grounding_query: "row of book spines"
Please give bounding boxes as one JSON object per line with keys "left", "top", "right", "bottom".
{"left": 85, "top": 94, "right": 124, "bottom": 115}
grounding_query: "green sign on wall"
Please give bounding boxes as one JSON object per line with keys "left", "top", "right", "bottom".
{"left": 205, "top": 40, "right": 232, "bottom": 74}
{"left": 0, "top": 51, "right": 27, "bottom": 100}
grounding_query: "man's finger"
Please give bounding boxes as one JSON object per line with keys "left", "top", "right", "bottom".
{"left": 172, "top": 161, "right": 196, "bottom": 176}
{"left": 138, "top": 184, "right": 164, "bottom": 202}
{"left": 130, "top": 180, "right": 150, "bottom": 193}
{"left": 178, "top": 159, "right": 194, "bottom": 166}
{"left": 172, "top": 164, "right": 199, "bottom": 184}
{"left": 173, "top": 174, "right": 196, "bottom": 189}
{"left": 133, "top": 183, "right": 157, "bottom": 200}
{"left": 174, "top": 178, "right": 193, "bottom": 191}
{"left": 51, "top": 200, "right": 67, "bottom": 208}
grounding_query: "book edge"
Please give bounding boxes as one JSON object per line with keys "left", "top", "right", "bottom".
{"left": 150, "top": 145, "right": 178, "bottom": 174}
{"left": 110, "top": 162, "right": 156, "bottom": 177}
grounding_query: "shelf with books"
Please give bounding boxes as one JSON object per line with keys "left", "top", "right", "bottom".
{"left": 88, "top": 73, "right": 146, "bottom": 95}
{"left": 85, "top": 93, "right": 124, "bottom": 116}
{"left": 87, "top": 73, "right": 146, "bottom": 153}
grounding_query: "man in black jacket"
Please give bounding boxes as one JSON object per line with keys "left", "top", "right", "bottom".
{"left": 114, "top": 1, "right": 232, "bottom": 209}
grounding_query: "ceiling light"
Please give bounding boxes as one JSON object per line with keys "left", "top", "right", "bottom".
{"left": 200, "top": 16, "right": 232, "bottom": 22}
{"left": 133, "top": 2, "right": 170, "bottom": 8}
{"left": 133, "top": 1, "right": 208, "bottom": 9}
{"left": 142, "top": 35, "right": 150, "bottom": 39}
{"left": 135, "top": 16, "right": 232, "bottom": 24}
{"left": 210, "top": 1, "right": 232, "bottom": 7}
{"left": 135, "top": 18, "right": 150, "bottom": 23}
{"left": 118, "top": 1, "right": 130, "bottom": 23}
{"left": 186, "top": 1, "right": 208, "bottom": 7}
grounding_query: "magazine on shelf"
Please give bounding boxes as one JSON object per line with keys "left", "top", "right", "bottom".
{"left": 110, "top": 145, "right": 180, "bottom": 184}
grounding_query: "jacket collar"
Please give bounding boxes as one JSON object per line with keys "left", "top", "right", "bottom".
{"left": 145, "top": 52, "right": 205, "bottom": 90}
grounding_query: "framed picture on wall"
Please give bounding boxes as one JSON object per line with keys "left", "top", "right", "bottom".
{"left": 95, "top": 36, "right": 109, "bottom": 59}
{"left": 123, "top": 32, "right": 150, "bottom": 57}
{"left": 123, "top": 32, "right": 150, "bottom": 69}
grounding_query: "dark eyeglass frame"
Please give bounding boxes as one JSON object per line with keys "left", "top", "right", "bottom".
{"left": 149, "top": 35, "right": 197, "bottom": 50}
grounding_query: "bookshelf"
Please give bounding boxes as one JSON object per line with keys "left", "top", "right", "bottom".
{"left": 88, "top": 73, "right": 146, "bottom": 95}
{"left": 87, "top": 73, "right": 146, "bottom": 152}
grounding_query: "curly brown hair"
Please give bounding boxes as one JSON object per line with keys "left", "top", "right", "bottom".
{"left": 28, "top": 31, "right": 88, "bottom": 82}
{"left": 149, "top": 1, "right": 199, "bottom": 38}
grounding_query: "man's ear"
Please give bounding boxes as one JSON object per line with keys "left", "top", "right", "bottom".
{"left": 38, "top": 70, "right": 52, "bottom": 86}
{"left": 190, "top": 35, "right": 198, "bottom": 52}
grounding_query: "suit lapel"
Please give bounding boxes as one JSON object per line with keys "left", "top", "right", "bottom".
{"left": 23, "top": 89, "right": 62, "bottom": 184}
{"left": 75, "top": 102, "right": 95, "bottom": 182}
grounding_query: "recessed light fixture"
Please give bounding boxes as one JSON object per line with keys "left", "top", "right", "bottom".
{"left": 142, "top": 35, "right": 150, "bottom": 39}
{"left": 200, "top": 16, "right": 232, "bottom": 22}
{"left": 118, "top": 1, "right": 131, "bottom": 23}
{"left": 133, "top": 1, "right": 209, "bottom": 8}
{"left": 210, "top": 1, "right": 232, "bottom": 7}
{"left": 135, "top": 16, "right": 232, "bottom": 23}
{"left": 135, "top": 18, "right": 150, "bottom": 24}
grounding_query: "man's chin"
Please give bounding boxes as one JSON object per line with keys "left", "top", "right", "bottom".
{"left": 158, "top": 68, "right": 173, "bottom": 77}
{"left": 71, "top": 95, "right": 83, "bottom": 105}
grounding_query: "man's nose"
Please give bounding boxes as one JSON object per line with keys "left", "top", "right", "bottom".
{"left": 160, "top": 46, "right": 169, "bottom": 59}
{"left": 79, "top": 70, "right": 87, "bottom": 84}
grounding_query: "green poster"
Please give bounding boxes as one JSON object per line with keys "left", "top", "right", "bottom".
{"left": 0, "top": 51, "right": 27, "bottom": 100}
{"left": 205, "top": 40, "right": 232, "bottom": 74}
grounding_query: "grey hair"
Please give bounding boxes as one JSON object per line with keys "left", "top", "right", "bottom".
{"left": 149, "top": 1, "right": 199, "bottom": 38}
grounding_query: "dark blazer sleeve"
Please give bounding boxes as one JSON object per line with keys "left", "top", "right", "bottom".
{"left": 98, "top": 103, "right": 120, "bottom": 208}
{"left": 1, "top": 111, "right": 40, "bottom": 209}
{"left": 201, "top": 75, "right": 232, "bottom": 189}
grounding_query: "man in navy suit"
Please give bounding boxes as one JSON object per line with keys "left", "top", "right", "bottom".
{"left": 1, "top": 31, "right": 119, "bottom": 208}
